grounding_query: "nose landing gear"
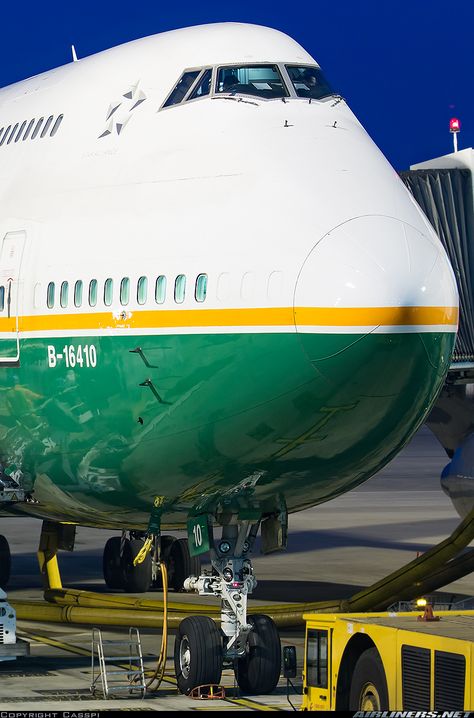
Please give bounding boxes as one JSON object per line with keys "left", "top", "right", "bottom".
{"left": 175, "top": 514, "right": 282, "bottom": 696}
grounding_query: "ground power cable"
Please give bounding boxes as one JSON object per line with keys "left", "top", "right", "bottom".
{"left": 145, "top": 559, "right": 169, "bottom": 692}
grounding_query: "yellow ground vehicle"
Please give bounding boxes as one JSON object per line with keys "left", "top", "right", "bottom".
{"left": 300, "top": 609, "right": 474, "bottom": 711}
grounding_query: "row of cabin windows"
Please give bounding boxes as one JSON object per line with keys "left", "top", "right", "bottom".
{"left": 0, "top": 114, "right": 64, "bottom": 147}
{"left": 46, "top": 274, "right": 208, "bottom": 309}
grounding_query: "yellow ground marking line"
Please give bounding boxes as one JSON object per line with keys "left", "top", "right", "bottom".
{"left": 17, "top": 629, "right": 281, "bottom": 710}
{"left": 0, "top": 304, "right": 458, "bottom": 333}
{"left": 226, "top": 697, "right": 283, "bottom": 711}
{"left": 17, "top": 629, "right": 91, "bottom": 657}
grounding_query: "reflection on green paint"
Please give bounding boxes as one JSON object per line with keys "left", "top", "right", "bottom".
{"left": 0, "top": 329, "right": 455, "bottom": 529}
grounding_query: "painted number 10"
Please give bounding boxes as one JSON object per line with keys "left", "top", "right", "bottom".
{"left": 193, "top": 523, "right": 203, "bottom": 548}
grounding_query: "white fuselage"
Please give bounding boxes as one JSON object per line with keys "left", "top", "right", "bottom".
{"left": 0, "top": 23, "right": 459, "bottom": 529}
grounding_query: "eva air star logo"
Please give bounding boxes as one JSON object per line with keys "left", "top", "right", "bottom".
{"left": 99, "top": 82, "right": 147, "bottom": 138}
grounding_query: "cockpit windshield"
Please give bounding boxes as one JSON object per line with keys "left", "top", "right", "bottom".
{"left": 216, "top": 65, "right": 289, "bottom": 100}
{"left": 285, "top": 65, "right": 335, "bottom": 100}
{"left": 160, "top": 63, "right": 338, "bottom": 111}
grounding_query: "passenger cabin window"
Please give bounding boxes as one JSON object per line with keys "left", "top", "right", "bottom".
{"left": 163, "top": 70, "right": 201, "bottom": 108}
{"left": 34, "top": 283, "right": 42, "bottom": 308}
{"left": 15, "top": 121, "right": 27, "bottom": 142}
{"left": 241, "top": 272, "right": 255, "bottom": 301}
{"left": 104, "top": 278, "right": 113, "bottom": 306}
{"left": 40, "top": 115, "right": 54, "bottom": 138}
{"left": 195, "top": 274, "right": 208, "bottom": 302}
{"left": 285, "top": 65, "right": 335, "bottom": 100}
{"left": 137, "top": 276, "right": 148, "bottom": 305}
{"left": 216, "top": 65, "right": 289, "bottom": 99}
{"left": 155, "top": 275, "right": 166, "bottom": 304}
{"left": 31, "top": 118, "right": 44, "bottom": 140}
{"left": 7, "top": 124, "right": 19, "bottom": 144}
{"left": 23, "top": 119, "right": 35, "bottom": 141}
{"left": 0, "top": 126, "right": 11, "bottom": 146}
{"left": 0, "top": 286, "right": 4, "bottom": 311}
{"left": 47, "top": 282, "right": 55, "bottom": 309}
{"left": 120, "top": 277, "right": 130, "bottom": 306}
{"left": 187, "top": 69, "right": 212, "bottom": 101}
{"left": 74, "top": 280, "right": 83, "bottom": 307}
{"left": 174, "top": 274, "right": 186, "bottom": 303}
{"left": 50, "top": 115, "right": 64, "bottom": 137}
{"left": 60, "top": 281, "right": 69, "bottom": 308}
{"left": 89, "top": 279, "right": 98, "bottom": 307}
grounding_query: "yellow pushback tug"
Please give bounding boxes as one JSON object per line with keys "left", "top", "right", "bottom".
{"left": 294, "top": 607, "right": 474, "bottom": 711}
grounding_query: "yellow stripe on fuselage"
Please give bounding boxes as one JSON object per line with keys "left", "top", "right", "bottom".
{"left": 0, "top": 305, "right": 459, "bottom": 333}
{"left": 295, "top": 305, "right": 458, "bottom": 327}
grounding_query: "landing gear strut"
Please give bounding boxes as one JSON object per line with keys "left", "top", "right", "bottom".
{"left": 102, "top": 532, "right": 200, "bottom": 593}
{"left": 176, "top": 514, "right": 283, "bottom": 695}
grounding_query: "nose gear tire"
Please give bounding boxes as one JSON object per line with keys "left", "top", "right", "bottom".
{"left": 174, "top": 615, "right": 223, "bottom": 694}
{"left": 235, "top": 614, "right": 281, "bottom": 694}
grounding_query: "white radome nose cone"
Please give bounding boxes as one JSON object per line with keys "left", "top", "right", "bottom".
{"left": 294, "top": 215, "right": 458, "bottom": 350}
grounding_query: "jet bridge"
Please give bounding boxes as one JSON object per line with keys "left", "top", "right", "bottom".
{"left": 401, "top": 150, "right": 474, "bottom": 520}
{"left": 400, "top": 149, "right": 474, "bottom": 459}
{"left": 400, "top": 148, "right": 474, "bottom": 365}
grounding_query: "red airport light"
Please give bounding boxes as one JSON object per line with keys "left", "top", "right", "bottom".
{"left": 450, "top": 117, "right": 461, "bottom": 133}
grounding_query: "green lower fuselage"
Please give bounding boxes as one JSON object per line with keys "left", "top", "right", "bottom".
{"left": 0, "top": 328, "right": 454, "bottom": 529}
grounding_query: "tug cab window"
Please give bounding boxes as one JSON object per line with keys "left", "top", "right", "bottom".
{"left": 286, "top": 65, "right": 335, "bottom": 100}
{"left": 306, "top": 629, "right": 328, "bottom": 688}
{"left": 163, "top": 70, "right": 201, "bottom": 108}
{"left": 216, "top": 65, "right": 289, "bottom": 99}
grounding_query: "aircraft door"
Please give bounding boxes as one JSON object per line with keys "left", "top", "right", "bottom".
{"left": 0, "top": 231, "right": 26, "bottom": 365}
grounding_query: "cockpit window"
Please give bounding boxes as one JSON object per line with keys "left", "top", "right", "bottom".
{"left": 187, "top": 69, "right": 212, "bottom": 101}
{"left": 216, "top": 65, "right": 289, "bottom": 99}
{"left": 285, "top": 65, "right": 335, "bottom": 100}
{"left": 163, "top": 70, "right": 201, "bottom": 108}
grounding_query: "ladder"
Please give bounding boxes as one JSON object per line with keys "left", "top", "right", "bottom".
{"left": 90, "top": 627, "right": 146, "bottom": 699}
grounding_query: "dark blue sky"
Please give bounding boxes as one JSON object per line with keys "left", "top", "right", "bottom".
{"left": 0, "top": 0, "right": 472, "bottom": 170}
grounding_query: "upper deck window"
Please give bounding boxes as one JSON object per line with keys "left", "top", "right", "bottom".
{"left": 285, "top": 65, "right": 335, "bottom": 100}
{"left": 163, "top": 70, "right": 201, "bottom": 108}
{"left": 216, "top": 65, "right": 289, "bottom": 100}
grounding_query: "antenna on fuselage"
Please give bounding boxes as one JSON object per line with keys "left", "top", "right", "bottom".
{"left": 71, "top": 45, "right": 78, "bottom": 62}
